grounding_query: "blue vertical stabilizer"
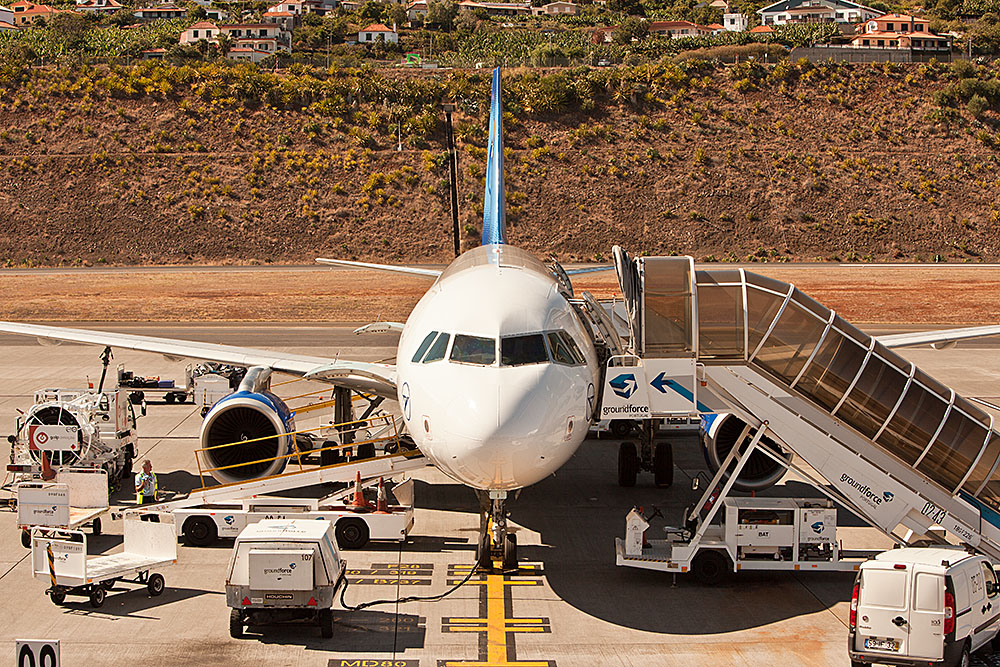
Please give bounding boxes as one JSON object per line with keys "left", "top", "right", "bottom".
{"left": 482, "top": 68, "right": 506, "bottom": 246}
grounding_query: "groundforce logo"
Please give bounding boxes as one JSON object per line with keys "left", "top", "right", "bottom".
{"left": 841, "top": 473, "right": 888, "bottom": 508}
{"left": 263, "top": 566, "right": 294, "bottom": 576}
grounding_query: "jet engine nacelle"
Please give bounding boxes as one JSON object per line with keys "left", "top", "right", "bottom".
{"left": 199, "top": 368, "right": 295, "bottom": 484}
{"left": 701, "top": 413, "right": 790, "bottom": 492}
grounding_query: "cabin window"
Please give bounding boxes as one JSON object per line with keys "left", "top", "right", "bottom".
{"left": 411, "top": 331, "right": 439, "bottom": 363}
{"left": 451, "top": 335, "right": 496, "bottom": 365}
{"left": 501, "top": 334, "right": 548, "bottom": 367}
{"left": 423, "top": 332, "right": 451, "bottom": 363}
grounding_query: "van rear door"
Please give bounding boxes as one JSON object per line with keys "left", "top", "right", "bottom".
{"left": 908, "top": 570, "right": 945, "bottom": 661}
{"left": 855, "top": 565, "right": 910, "bottom": 658}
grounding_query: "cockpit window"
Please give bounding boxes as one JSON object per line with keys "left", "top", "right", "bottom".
{"left": 411, "top": 331, "right": 439, "bottom": 363}
{"left": 560, "top": 331, "right": 586, "bottom": 364}
{"left": 450, "top": 335, "right": 496, "bottom": 365}
{"left": 422, "top": 332, "right": 451, "bottom": 363}
{"left": 547, "top": 332, "right": 575, "bottom": 365}
{"left": 501, "top": 334, "right": 548, "bottom": 367}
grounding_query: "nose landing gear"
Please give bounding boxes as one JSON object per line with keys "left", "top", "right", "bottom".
{"left": 476, "top": 490, "right": 517, "bottom": 573}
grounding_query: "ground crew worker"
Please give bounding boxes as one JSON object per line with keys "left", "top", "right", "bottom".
{"left": 135, "top": 459, "right": 157, "bottom": 504}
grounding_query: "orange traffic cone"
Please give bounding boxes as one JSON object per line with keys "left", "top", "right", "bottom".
{"left": 375, "top": 477, "right": 390, "bottom": 514}
{"left": 40, "top": 450, "right": 56, "bottom": 481}
{"left": 348, "top": 471, "right": 372, "bottom": 511}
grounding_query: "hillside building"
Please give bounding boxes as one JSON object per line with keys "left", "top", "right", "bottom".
{"left": 358, "top": 22, "right": 398, "bottom": 43}
{"left": 758, "top": 0, "right": 878, "bottom": 26}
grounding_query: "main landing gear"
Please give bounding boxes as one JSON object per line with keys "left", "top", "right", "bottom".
{"left": 618, "top": 420, "right": 673, "bottom": 488}
{"left": 476, "top": 490, "right": 517, "bottom": 573}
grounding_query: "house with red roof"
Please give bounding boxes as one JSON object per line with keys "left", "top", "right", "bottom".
{"left": 179, "top": 20, "right": 219, "bottom": 45}
{"left": 9, "top": 0, "right": 61, "bottom": 26}
{"left": 850, "top": 12, "right": 950, "bottom": 51}
{"left": 749, "top": 24, "right": 774, "bottom": 33}
{"left": 358, "top": 22, "right": 397, "bottom": 43}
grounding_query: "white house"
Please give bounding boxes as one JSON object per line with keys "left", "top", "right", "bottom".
{"left": 723, "top": 12, "right": 747, "bottom": 31}
{"left": 758, "top": 0, "right": 879, "bottom": 26}
{"left": 0, "top": 3, "right": 12, "bottom": 23}
{"left": 227, "top": 46, "right": 271, "bottom": 63}
{"left": 532, "top": 1, "right": 577, "bottom": 15}
{"left": 219, "top": 22, "right": 290, "bottom": 49}
{"left": 204, "top": 7, "right": 228, "bottom": 21}
{"left": 358, "top": 22, "right": 398, "bottom": 43}
{"left": 179, "top": 20, "right": 219, "bottom": 44}
{"left": 406, "top": 0, "right": 426, "bottom": 20}
{"left": 75, "top": 0, "right": 123, "bottom": 13}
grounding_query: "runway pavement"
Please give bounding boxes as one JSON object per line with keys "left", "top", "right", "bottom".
{"left": 0, "top": 323, "right": 997, "bottom": 666}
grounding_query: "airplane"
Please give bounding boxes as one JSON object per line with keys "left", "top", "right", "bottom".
{"left": 3, "top": 68, "right": 1000, "bottom": 571}
{"left": 0, "top": 68, "right": 602, "bottom": 570}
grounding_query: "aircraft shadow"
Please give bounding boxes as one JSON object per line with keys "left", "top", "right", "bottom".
{"left": 410, "top": 437, "right": 855, "bottom": 635}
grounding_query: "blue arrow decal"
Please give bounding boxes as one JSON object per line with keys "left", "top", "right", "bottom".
{"left": 650, "top": 372, "right": 711, "bottom": 412}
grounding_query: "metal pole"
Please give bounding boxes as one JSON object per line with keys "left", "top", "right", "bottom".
{"left": 445, "top": 109, "right": 460, "bottom": 257}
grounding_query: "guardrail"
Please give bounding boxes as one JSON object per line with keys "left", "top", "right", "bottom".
{"left": 193, "top": 413, "right": 402, "bottom": 490}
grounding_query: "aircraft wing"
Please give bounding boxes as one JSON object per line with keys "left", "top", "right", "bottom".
{"left": 316, "top": 257, "right": 441, "bottom": 277}
{"left": 0, "top": 321, "right": 398, "bottom": 399}
{"left": 878, "top": 325, "right": 1000, "bottom": 350}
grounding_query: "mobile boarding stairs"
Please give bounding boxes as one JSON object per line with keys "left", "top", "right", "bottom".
{"left": 593, "top": 250, "right": 1000, "bottom": 571}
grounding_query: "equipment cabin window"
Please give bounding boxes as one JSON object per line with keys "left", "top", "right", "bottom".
{"left": 411, "top": 331, "right": 439, "bottom": 363}
{"left": 501, "top": 334, "right": 549, "bottom": 367}
{"left": 422, "top": 332, "right": 451, "bottom": 363}
{"left": 450, "top": 335, "right": 496, "bottom": 366}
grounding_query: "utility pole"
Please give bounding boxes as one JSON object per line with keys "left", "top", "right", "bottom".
{"left": 442, "top": 100, "right": 460, "bottom": 257}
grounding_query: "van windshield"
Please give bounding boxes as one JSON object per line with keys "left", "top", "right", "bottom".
{"left": 860, "top": 569, "right": 908, "bottom": 608}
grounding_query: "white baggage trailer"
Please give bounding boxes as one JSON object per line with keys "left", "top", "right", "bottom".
{"left": 32, "top": 515, "right": 177, "bottom": 608}
{"left": 17, "top": 469, "right": 109, "bottom": 548}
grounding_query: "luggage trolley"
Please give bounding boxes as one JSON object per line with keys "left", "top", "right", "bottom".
{"left": 32, "top": 515, "right": 177, "bottom": 608}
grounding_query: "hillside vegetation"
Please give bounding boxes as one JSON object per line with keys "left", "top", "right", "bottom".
{"left": 1, "top": 60, "right": 999, "bottom": 266}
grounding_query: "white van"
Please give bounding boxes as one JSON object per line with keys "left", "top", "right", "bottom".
{"left": 226, "top": 519, "right": 347, "bottom": 639}
{"left": 849, "top": 547, "right": 1000, "bottom": 667}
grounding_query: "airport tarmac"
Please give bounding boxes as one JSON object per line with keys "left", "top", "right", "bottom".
{"left": 0, "top": 324, "right": 998, "bottom": 666}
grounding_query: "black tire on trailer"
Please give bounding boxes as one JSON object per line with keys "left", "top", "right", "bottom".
{"left": 175, "top": 393, "right": 187, "bottom": 404}
{"left": 21, "top": 529, "right": 30, "bottom": 549}
{"left": 89, "top": 586, "right": 106, "bottom": 608}
{"left": 503, "top": 533, "right": 517, "bottom": 571}
{"left": 610, "top": 420, "right": 633, "bottom": 437}
{"left": 229, "top": 608, "right": 244, "bottom": 639}
{"left": 49, "top": 590, "right": 66, "bottom": 605}
{"left": 147, "top": 573, "right": 165, "bottom": 596}
{"left": 129, "top": 391, "right": 144, "bottom": 405}
{"left": 654, "top": 442, "right": 674, "bottom": 488}
{"left": 692, "top": 549, "right": 730, "bottom": 586}
{"left": 335, "top": 518, "right": 369, "bottom": 550}
{"left": 92, "top": 517, "right": 102, "bottom": 536}
{"left": 318, "top": 608, "right": 334, "bottom": 638}
{"left": 164, "top": 393, "right": 175, "bottom": 404}
{"left": 618, "top": 442, "right": 638, "bottom": 487}
{"left": 183, "top": 516, "right": 218, "bottom": 547}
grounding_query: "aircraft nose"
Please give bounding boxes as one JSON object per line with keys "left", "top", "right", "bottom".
{"left": 431, "top": 366, "right": 586, "bottom": 489}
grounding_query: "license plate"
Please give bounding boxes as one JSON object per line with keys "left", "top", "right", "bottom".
{"left": 864, "top": 637, "right": 900, "bottom": 652}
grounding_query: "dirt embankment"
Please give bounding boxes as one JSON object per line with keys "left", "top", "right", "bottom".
{"left": 3, "top": 265, "right": 1000, "bottom": 324}
{"left": 0, "top": 63, "right": 999, "bottom": 268}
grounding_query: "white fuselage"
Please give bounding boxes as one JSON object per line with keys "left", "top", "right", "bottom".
{"left": 396, "top": 245, "right": 600, "bottom": 491}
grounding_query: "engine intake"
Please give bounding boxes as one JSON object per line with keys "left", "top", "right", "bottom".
{"left": 199, "top": 367, "right": 295, "bottom": 484}
{"left": 702, "top": 413, "right": 790, "bottom": 492}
